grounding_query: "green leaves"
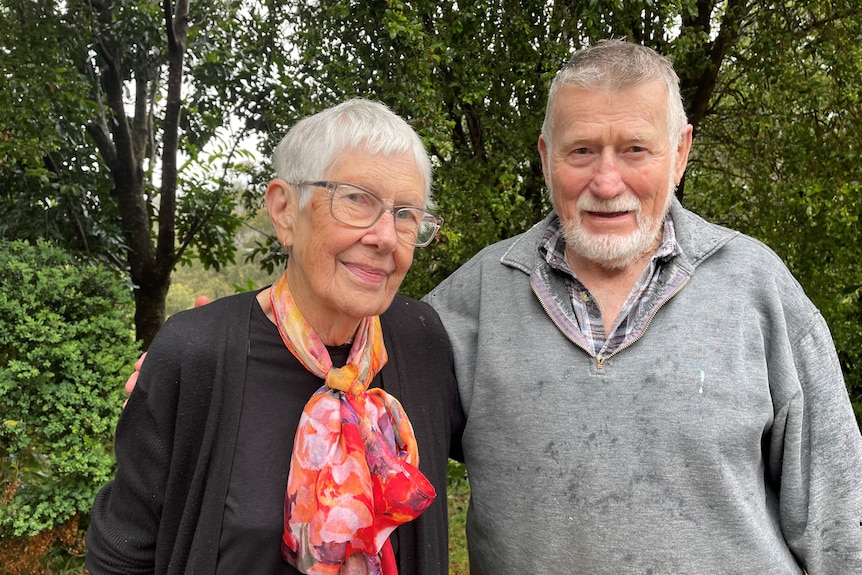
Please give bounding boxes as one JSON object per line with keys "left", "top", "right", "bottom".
{"left": 0, "top": 240, "right": 140, "bottom": 537}
{"left": 0, "top": 0, "right": 269, "bottom": 346}
{"left": 1, "top": 0, "right": 859, "bottom": 422}
{"left": 258, "top": 0, "right": 861, "bottom": 423}
{"left": 686, "top": 5, "right": 862, "bottom": 423}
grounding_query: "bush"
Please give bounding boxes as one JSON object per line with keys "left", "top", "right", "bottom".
{"left": 0, "top": 239, "right": 139, "bottom": 570}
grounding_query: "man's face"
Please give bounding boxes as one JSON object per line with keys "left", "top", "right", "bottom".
{"left": 538, "top": 81, "right": 692, "bottom": 271}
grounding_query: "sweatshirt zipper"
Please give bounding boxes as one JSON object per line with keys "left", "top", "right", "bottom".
{"left": 531, "top": 285, "right": 596, "bottom": 359}
{"left": 533, "top": 276, "right": 691, "bottom": 370}
{"left": 595, "top": 275, "right": 690, "bottom": 369}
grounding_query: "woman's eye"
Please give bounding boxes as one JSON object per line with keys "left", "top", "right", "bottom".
{"left": 344, "top": 192, "right": 372, "bottom": 205}
{"left": 395, "top": 209, "right": 420, "bottom": 223}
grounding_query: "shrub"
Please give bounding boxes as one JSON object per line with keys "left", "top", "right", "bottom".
{"left": 0, "top": 239, "right": 139, "bottom": 567}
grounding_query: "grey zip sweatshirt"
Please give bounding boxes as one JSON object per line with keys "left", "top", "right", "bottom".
{"left": 425, "top": 199, "right": 862, "bottom": 575}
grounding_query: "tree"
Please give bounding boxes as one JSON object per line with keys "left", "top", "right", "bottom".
{"left": 2, "top": 1, "right": 859, "bottom": 420}
{"left": 0, "top": 0, "right": 256, "bottom": 348}
{"left": 243, "top": 0, "right": 861, "bottom": 419}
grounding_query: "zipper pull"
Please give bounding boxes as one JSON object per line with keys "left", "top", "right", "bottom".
{"left": 596, "top": 356, "right": 606, "bottom": 369}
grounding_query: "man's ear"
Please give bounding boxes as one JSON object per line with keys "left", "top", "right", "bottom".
{"left": 538, "top": 134, "right": 550, "bottom": 186}
{"left": 265, "top": 179, "right": 297, "bottom": 249}
{"left": 673, "top": 125, "right": 694, "bottom": 184}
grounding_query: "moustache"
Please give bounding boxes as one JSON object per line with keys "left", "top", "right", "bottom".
{"left": 576, "top": 195, "right": 642, "bottom": 215}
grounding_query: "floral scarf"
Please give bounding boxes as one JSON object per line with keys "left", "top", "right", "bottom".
{"left": 271, "top": 274, "right": 436, "bottom": 575}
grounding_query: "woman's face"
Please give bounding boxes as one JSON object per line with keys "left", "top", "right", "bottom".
{"left": 282, "top": 149, "right": 425, "bottom": 341}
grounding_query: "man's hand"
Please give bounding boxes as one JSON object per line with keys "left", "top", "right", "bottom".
{"left": 123, "top": 296, "right": 211, "bottom": 407}
{"left": 193, "top": 295, "right": 211, "bottom": 308}
{"left": 122, "top": 352, "right": 147, "bottom": 409}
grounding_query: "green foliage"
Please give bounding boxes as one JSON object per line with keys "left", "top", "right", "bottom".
{"left": 686, "top": 5, "right": 862, "bottom": 424}
{"left": 0, "top": 0, "right": 266, "bottom": 346}
{"left": 0, "top": 4, "right": 96, "bottom": 176}
{"left": 175, "top": 142, "right": 262, "bottom": 273}
{"left": 0, "top": 240, "right": 140, "bottom": 538}
{"left": 167, "top": 209, "right": 281, "bottom": 315}
{"left": 0, "top": 2, "right": 119, "bottom": 258}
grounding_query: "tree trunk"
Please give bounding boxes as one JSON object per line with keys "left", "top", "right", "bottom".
{"left": 674, "top": 0, "right": 750, "bottom": 204}
{"left": 135, "top": 270, "right": 171, "bottom": 349}
{"left": 86, "top": 0, "right": 190, "bottom": 348}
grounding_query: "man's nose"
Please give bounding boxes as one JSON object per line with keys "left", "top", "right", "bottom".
{"left": 589, "top": 150, "right": 626, "bottom": 198}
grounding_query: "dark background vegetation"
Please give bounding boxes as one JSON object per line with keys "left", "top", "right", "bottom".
{"left": 1, "top": 1, "right": 860, "bottom": 572}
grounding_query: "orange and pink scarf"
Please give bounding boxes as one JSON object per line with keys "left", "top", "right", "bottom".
{"left": 271, "top": 274, "right": 436, "bottom": 575}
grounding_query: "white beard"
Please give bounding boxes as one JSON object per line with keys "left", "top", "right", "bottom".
{"left": 559, "top": 183, "right": 674, "bottom": 271}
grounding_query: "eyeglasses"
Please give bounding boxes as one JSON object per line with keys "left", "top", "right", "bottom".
{"left": 296, "top": 181, "right": 443, "bottom": 247}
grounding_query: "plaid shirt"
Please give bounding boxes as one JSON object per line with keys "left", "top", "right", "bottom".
{"left": 539, "top": 214, "right": 680, "bottom": 359}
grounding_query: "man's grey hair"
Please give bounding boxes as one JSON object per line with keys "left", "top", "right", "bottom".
{"left": 541, "top": 39, "right": 688, "bottom": 147}
{"left": 272, "top": 98, "right": 433, "bottom": 208}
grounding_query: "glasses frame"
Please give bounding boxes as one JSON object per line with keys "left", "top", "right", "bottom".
{"left": 296, "top": 180, "right": 443, "bottom": 247}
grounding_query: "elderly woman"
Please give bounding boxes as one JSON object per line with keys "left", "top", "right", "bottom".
{"left": 85, "top": 99, "right": 464, "bottom": 575}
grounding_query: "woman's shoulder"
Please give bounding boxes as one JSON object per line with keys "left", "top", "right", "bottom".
{"left": 382, "top": 295, "right": 445, "bottom": 333}
{"left": 150, "top": 291, "right": 257, "bottom": 359}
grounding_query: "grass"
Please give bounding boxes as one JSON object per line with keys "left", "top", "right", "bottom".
{"left": 447, "top": 459, "right": 471, "bottom": 575}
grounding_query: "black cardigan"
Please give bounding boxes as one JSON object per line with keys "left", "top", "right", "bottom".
{"left": 85, "top": 291, "right": 465, "bottom": 574}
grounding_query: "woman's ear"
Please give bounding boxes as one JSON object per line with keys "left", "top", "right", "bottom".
{"left": 265, "top": 179, "right": 297, "bottom": 249}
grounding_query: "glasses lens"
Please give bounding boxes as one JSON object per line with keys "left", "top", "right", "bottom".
{"left": 328, "top": 183, "right": 439, "bottom": 246}
{"left": 395, "top": 208, "right": 439, "bottom": 246}
{"left": 330, "top": 185, "right": 381, "bottom": 227}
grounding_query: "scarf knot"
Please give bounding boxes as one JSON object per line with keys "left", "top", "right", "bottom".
{"left": 270, "top": 275, "right": 436, "bottom": 575}
{"left": 326, "top": 365, "right": 364, "bottom": 396}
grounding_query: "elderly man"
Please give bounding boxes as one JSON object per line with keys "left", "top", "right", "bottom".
{"left": 425, "top": 39, "right": 862, "bottom": 574}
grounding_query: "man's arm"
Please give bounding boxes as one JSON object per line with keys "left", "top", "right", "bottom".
{"left": 771, "top": 313, "right": 862, "bottom": 574}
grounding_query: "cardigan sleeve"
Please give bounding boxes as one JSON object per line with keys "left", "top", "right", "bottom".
{"left": 84, "top": 321, "right": 183, "bottom": 574}
{"left": 85, "top": 294, "right": 244, "bottom": 574}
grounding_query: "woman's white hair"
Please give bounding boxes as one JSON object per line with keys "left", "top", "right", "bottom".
{"left": 272, "top": 98, "right": 433, "bottom": 208}
{"left": 541, "top": 39, "right": 688, "bottom": 147}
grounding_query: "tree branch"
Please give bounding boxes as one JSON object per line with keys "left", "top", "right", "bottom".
{"left": 92, "top": 8, "right": 155, "bottom": 276}
{"left": 156, "top": 0, "right": 189, "bottom": 275}
{"left": 132, "top": 76, "right": 151, "bottom": 167}
{"left": 687, "top": 0, "right": 752, "bottom": 135}
{"left": 176, "top": 126, "right": 251, "bottom": 264}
